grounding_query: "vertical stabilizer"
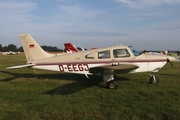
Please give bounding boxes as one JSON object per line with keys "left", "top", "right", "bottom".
{"left": 64, "top": 43, "right": 79, "bottom": 53}
{"left": 19, "top": 34, "right": 54, "bottom": 62}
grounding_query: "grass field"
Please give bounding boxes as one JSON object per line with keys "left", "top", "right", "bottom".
{"left": 0, "top": 55, "right": 180, "bottom": 120}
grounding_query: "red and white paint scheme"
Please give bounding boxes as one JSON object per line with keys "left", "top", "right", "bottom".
{"left": 64, "top": 43, "right": 79, "bottom": 53}
{"left": 6, "top": 34, "right": 176, "bottom": 89}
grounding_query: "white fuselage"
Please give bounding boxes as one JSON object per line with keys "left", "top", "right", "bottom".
{"left": 32, "top": 57, "right": 168, "bottom": 75}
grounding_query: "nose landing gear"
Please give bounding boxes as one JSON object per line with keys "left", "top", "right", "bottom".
{"left": 149, "top": 73, "right": 160, "bottom": 84}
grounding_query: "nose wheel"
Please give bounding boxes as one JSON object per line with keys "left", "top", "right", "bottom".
{"left": 149, "top": 74, "right": 160, "bottom": 84}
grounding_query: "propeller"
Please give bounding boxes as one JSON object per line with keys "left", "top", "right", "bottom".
{"left": 167, "top": 58, "right": 174, "bottom": 67}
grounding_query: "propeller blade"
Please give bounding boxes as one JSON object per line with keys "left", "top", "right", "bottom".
{"left": 167, "top": 58, "right": 173, "bottom": 67}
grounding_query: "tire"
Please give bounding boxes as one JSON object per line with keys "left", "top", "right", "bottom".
{"left": 149, "top": 76, "right": 160, "bottom": 84}
{"left": 107, "top": 80, "right": 118, "bottom": 89}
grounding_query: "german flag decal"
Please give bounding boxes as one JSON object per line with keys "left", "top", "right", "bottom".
{"left": 29, "top": 44, "right": 34, "bottom": 48}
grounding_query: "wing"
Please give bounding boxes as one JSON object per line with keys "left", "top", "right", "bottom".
{"left": 89, "top": 63, "right": 139, "bottom": 74}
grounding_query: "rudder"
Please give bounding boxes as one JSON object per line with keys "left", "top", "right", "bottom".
{"left": 19, "top": 34, "right": 54, "bottom": 62}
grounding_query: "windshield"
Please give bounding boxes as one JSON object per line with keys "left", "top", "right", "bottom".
{"left": 130, "top": 48, "right": 141, "bottom": 56}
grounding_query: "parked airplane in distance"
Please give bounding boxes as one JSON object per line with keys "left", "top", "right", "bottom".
{"left": 2, "top": 51, "right": 19, "bottom": 55}
{"left": 64, "top": 43, "right": 79, "bottom": 53}
{"left": 6, "top": 34, "right": 176, "bottom": 89}
{"left": 64, "top": 42, "right": 97, "bottom": 53}
{"left": 64, "top": 42, "right": 86, "bottom": 53}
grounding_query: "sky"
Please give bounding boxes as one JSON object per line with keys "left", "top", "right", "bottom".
{"left": 0, "top": 0, "right": 180, "bottom": 51}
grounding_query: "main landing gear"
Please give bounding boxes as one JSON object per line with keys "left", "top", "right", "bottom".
{"left": 103, "top": 72, "right": 159, "bottom": 89}
{"left": 103, "top": 74, "right": 118, "bottom": 89}
{"left": 149, "top": 73, "right": 160, "bottom": 84}
{"left": 107, "top": 80, "right": 118, "bottom": 89}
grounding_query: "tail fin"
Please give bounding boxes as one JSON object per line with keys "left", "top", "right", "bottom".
{"left": 19, "top": 34, "right": 54, "bottom": 62}
{"left": 64, "top": 43, "right": 79, "bottom": 53}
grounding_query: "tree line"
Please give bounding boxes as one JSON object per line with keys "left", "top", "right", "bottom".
{"left": 0, "top": 44, "right": 65, "bottom": 52}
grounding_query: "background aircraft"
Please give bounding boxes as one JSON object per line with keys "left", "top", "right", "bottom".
{"left": 64, "top": 43, "right": 79, "bottom": 53}
{"left": 2, "top": 51, "right": 19, "bottom": 55}
{"left": 64, "top": 42, "right": 86, "bottom": 53}
{"left": 6, "top": 34, "right": 176, "bottom": 89}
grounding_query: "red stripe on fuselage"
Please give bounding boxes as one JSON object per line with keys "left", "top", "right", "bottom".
{"left": 33, "top": 59, "right": 167, "bottom": 66}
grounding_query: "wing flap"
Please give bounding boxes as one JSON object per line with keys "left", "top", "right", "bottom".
{"left": 89, "top": 63, "right": 139, "bottom": 74}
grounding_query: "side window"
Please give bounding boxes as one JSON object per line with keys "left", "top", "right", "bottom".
{"left": 98, "top": 50, "right": 110, "bottom": 59}
{"left": 113, "top": 49, "right": 130, "bottom": 58}
{"left": 85, "top": 53, "right": 94, "bottom": 59}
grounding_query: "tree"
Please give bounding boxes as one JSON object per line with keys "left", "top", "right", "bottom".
{"left": 8, "top": 44, "right": 17, "bottom": 52}
{"left": 0, "top": 44, "right": 2, "bottom": 51}
{"left": 17, "top": 46, "right": 24, "bottom": 52}
{"left": 2, "top": 46, "right": 9, "bottom": 52}
{"left": 0, "top": 44, "right": 64, "bottom": 52}
{"left": 41, "top": 45, "right": 64, "bottom": 52}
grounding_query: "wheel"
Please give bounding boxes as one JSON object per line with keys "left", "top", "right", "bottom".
{"left": 149, "top": 76, "right": 160, "bottom": 84}
{"left": 107, "top": 80, "right": 118, "bottom": 89}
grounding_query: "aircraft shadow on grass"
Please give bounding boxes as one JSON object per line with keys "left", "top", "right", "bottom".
{"left": 0, "top": 70, "right": 129, "bottom": 95}
{"left": 158, "top": 73, "right": 180, "bottom": 77}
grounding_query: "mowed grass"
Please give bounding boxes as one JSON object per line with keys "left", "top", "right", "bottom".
{"left": 0, "top": 55, "right": 180, "bottom": 120}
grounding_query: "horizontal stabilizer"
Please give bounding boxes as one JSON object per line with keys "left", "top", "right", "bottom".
{"left": 6, "top": 64, "right": 35, "bottom": 69}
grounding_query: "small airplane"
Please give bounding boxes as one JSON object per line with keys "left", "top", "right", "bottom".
{"left": 64, "top": 42, "right": 97, "bottom": 53}
{"left": 6, "top": 34, "right": 176, "bottom": 89}
{"left": 64, "top": 43, "right": 79, "bottom": 53}
{"left": 64, "top": 42, "right": 86, "bottom": 53}
{"left": 2, "top": 51, "right": 19, "bottom": 55}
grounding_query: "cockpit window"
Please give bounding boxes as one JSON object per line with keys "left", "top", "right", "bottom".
{"left": 130, "top": 47, "right": 141, "bottom": 56}
{"left": 113, "top": 49, "right": 130, "bottom": 58}
{"left": 98, "top": 50, "right": 110, "bottom": 59}
{"left": 85, "top": 53, "right": 94, "bottom": 59}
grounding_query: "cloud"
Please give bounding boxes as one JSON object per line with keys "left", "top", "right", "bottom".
{"left": 153, "top": 19, "right": 180, "bottom": 31}
{"left": 0, "top": 0, "right": 179, "bottom": 50}
{"left": 58, "top": 31, "right": 128, "bottom": 37}
{"left": 117, "top": 0, "right": 180, "bottom": 7}
{"left": 58, "top": 5, "right": 104, "bottom": 19}
{"left": 52, "top": 4, "right": 105, "bottom": 31}
{"left": 0, "top": 1, "right": 37, "bottom": 24}
{"left": 117, "top": 0, "right": 135, "bottom": 6}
